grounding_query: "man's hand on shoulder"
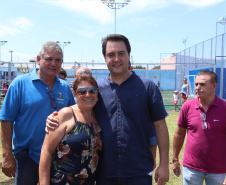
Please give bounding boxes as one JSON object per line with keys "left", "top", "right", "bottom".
{"left": 45, "top": 111, "right": 59, "bottom": 133}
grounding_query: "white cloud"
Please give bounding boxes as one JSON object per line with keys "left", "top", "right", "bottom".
{"left": 172, "top": 0, "right": 224, "bottom": 7}
{"left": 129, "top": 0, "right": 168, "bottom": 11}
{"left": 39, "top": 0, "right": 113, "bottom": 24}
{"left": 0, "top": 17, "right": 34, "bottom": 37}
{"left": 37, "top": 0, "right": 224, "bottom": 26}
{"left": 0, "top": 25, "right": 22, "bottom": 36}
{"left": 10, "top": 17, "right": 34, "bottom": 30}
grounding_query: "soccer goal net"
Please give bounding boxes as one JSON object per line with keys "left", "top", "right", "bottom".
{"left": 184, "top": 75, "right": 197, "bottom": 99}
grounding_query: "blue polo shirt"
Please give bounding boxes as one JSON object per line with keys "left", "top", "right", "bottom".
{"left": 0, "top": 69, "right": 75, "bottom": 164}
{"left": 94, "top": 71, "right": 168, "bottom": 178}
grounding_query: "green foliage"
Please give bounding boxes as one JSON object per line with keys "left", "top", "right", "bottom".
{"left": 134, "top": 65, "right": 146, "bottom": 69}
{"left": 18, "top": 64, "right": 28, "bottom": 73}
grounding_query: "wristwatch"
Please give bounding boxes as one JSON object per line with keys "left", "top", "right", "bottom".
{"left": 172, "top": 158, "right": 178, "bottom": 163}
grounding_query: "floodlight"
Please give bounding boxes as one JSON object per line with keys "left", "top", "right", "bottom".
{"left": 101, "top": 0, "right": 130, "bottom": 33}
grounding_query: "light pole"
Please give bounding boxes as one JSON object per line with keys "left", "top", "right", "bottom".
{"left": 56, "top": 41, "right": 71, "bottom": 67}
{"left": 0, "top": 40, "right": 8, "bottom": 62}
{"left": 182, "top": 37, "right": 188, "bottom": 50}
{"left": 8, "top": 51, "right": 13, "bottom": 82}
{"left": 101, "top": 0, "right": 130, "bottom": 34}
{"left": 215, "top": 16, "right": 226, "bottom": 71}
{"left": 215, "top": 16, "right": 226, "bottom": 99}
{"left": 216, "top": 16, "right": 226, "bottom": 36}
{"left": 9, "top": 50, "right": 13, "bottom": 62}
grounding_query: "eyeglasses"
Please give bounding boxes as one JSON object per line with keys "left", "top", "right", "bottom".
{"left": 47, "top": 91, "right": 57, "bottom": 109}
{"left": 76, "top": 86, "right": 98, "bottom": 96}
{"left": 200, "top": 112, "right": 207, "bottom": 129}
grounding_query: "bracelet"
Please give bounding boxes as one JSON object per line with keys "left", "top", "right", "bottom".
{"left": 172, "top": 158, "right": 178, "bottom": 163}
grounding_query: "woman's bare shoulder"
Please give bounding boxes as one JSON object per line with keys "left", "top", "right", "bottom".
{"left": 57, "top": 107, "right": 74, "bottom": 123}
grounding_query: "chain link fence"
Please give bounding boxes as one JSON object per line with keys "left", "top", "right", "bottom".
{"left": 1, "top": 33, "right": 226, "bottom": 108}
{"left": 0, "top": 61, "right": 214, "bottom": 108}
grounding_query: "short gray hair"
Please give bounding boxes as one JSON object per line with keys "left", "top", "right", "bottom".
{"left": 39, "top": 41, "right": 63, "bottom": 59}
{"left": 76, "top": 67, "right": 92, "bottom": 76}
{"left": 79, "top": 69, "right": 92, "bottom": 75}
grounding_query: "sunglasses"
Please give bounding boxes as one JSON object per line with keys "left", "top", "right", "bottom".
{"left": 200, "top": 112, "right": 207, "bottom": 129}
{"left": 76, "top": 86, "right": 98, "bottom": 96}
{"left": 47, "top": 91, "right": 57, "bottom": 109}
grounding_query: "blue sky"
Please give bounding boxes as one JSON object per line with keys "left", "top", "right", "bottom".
{"left": 0, "top": 0, "right": 226, "bottom": 65}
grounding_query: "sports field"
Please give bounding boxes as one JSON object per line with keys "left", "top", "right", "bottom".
{"left": 0, "top": 111, "right": 185, "bottom": 185}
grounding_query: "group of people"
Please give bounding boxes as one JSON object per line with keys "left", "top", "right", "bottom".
{"left": 0, "top": 34, "right": 225, "bottom": 185}
{"left": 0, "top": 34, "right": 169, "bottom": 185}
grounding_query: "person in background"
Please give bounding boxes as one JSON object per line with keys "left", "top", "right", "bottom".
{"left": 1, "top": 82, "right": 9, "bottom": 97}
{"left": 172, "top": 70, "right": 226, "bottom": 185}
{"left": 171, "top": 90, "right": 180, "bottom": 112}
{"left": 0, "top": 41, "right": 75, "bottom": 185}
{"left": 179, "top": 78, "right": 189, "bottom": 104}
{"left": 76, "top": 66, "right": 92, "bottom": 77}
{"left": 58, "top": 68, "right": 67, "bottom": 80}
{"left": 156, "top": 80, "right": 160, "bottom": 89}
{"left": 46, "top": 34, "right": 169, "bottom": 185}
{"left": 67, "top": 67, "right": 92, "bottom": 89}
{"left": 39, "top": 75, "right": 102, "bottom": 185}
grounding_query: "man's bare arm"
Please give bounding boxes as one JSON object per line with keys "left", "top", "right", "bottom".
{"left": 1, "top": 120, "right": 16, "bottom": 177}
{"left": 172, "top": 125, "right": 186, "bottom": 177}
{"left": 153, "top": 118, "right": 169, "bottom": 185}
{"left": 150, "top": 145, "right": 157, "bottom": 170}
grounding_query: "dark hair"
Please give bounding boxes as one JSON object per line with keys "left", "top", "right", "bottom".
{"left": 102, "top": 34, "right": 131, "bottom": 56}
{"left": 59, "top": 68, "right": 67, "bottom": 78}
{"left": 72, "top": 75, "right": 98, "bottom": 91}
{"left": 197, "top": 70, "right": 218, "bottom": 84}
{"left": 128, "top": 60, "right": 131, "bottom": 70}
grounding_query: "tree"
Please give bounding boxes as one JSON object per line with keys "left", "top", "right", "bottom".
{"left": 134, "top": 65, "right": 146, "bottom": 69}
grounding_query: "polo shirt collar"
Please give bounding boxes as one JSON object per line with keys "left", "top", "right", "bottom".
{"left": 195, "top": 95, "right": 219, "bottom": 110}
{"left": 30, "top": 68, "right": 60, "bottom": 83}
{"left": 30, "top": 68, "right": 40, "bottom": 81}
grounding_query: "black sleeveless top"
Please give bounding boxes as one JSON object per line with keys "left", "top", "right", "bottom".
{"left": 50, "top": 107, "right": 102, "bottom": 185}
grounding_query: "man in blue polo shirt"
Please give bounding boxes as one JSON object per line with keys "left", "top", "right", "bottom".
{"left": 0, "top": 41, "right": 75, "bottom": 185}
